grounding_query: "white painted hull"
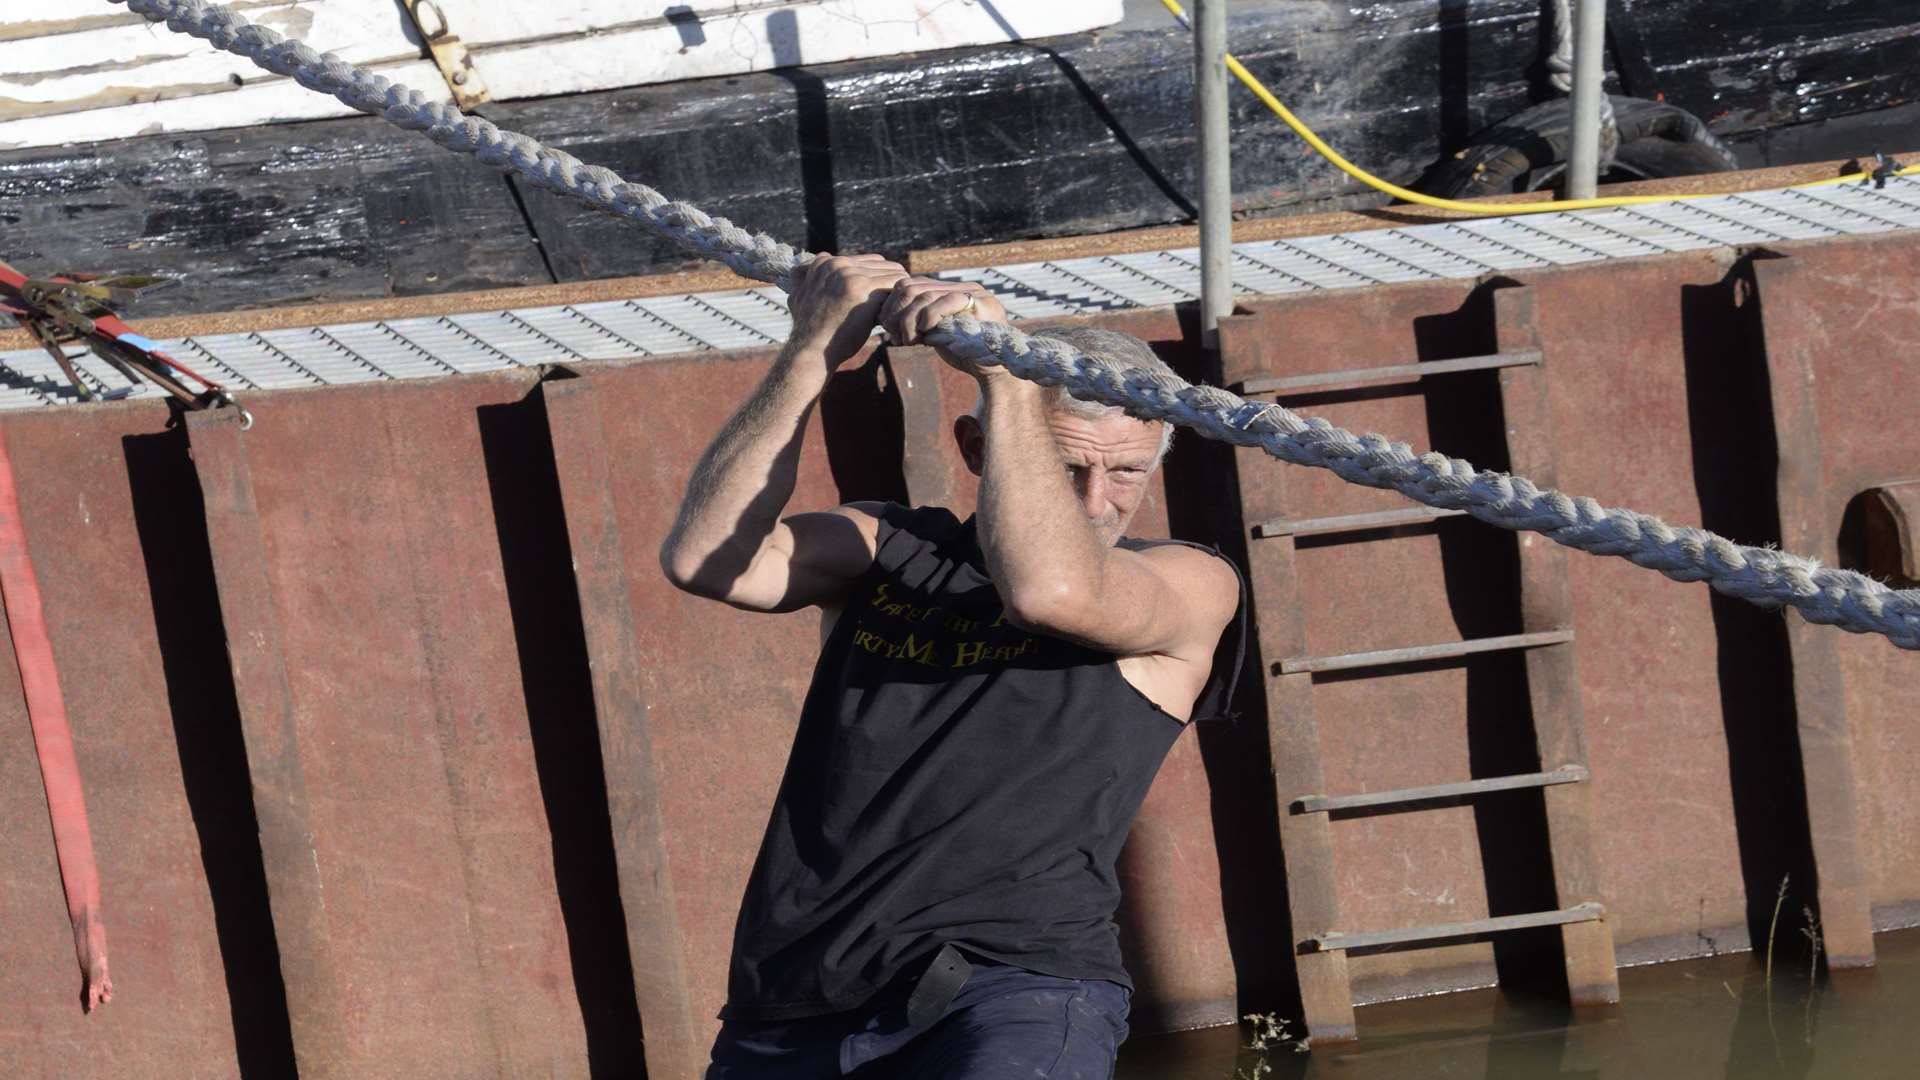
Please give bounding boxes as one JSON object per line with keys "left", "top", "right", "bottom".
{"left": 0, "top": 0, "right": 1124, "bottom": 150}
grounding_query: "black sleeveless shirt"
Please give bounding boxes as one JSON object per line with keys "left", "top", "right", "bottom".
{"left": 721, "top": 504, "right": 1241, "bottom": 1021}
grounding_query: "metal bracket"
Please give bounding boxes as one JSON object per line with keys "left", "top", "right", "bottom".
{"left": 403, "top": 0, "right": 489, "bottom": 111}
{"left": 1870, "top": 480, "right": 1920, "bottom": 582}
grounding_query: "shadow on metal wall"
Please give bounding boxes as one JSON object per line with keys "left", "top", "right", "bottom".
{"left": 124, "top": 424, "right": 297, "bottom": 1078}
{"left": 477, "top": 387, "right": 648, "bottom": 1076}
{"left": 1678, "top": 256, "right": 1820, "bottom": 964}
{"left": 1138, "top": 301, "right": 1309, "bottom": 1027}
{"left": 1413, "top": 283, "right": 1568, "bottom": 1001}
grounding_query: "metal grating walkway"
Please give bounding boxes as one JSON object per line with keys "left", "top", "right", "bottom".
{"left": 7, "top": 175, "right": 1920, "bottom": 409}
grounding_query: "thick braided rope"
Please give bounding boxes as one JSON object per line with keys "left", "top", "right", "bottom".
{"left": 111, "top": 0, "right": 1920, "bottom": 649}
{"left": 932, "top": 318, "right": 1919, "bottom": 649}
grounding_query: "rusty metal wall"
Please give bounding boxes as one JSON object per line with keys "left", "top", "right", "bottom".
{"left": 1212, "top": 236, "right": 1920, "bottom": 1006}
{"left": 0, "top": 411, "right": 266, "bottom": 1078}
{"left": 1770, "top": 239, "right": 1920, "bottom": 930}
{"left": 0, "top": 238, "right": 1916, "bottom": 1076}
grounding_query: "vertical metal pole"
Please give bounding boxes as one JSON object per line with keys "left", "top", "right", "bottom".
{"left": 1195, "top": 0, "right": 1232, "bottom": 347}
{"left": 1565, "top": 0, "right": 1607, "bottom": 200}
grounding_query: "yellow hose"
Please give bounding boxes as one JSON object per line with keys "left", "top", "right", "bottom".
{"left": 1159, "top": 0, "right": 1918, "bottom": 216}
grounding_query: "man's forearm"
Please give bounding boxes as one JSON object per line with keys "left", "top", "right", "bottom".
{"left": 659, "top": 341, "right": 830, "bottom": 593}
{"left": 975, "top": 376, "right": 1109, "bottom": 622}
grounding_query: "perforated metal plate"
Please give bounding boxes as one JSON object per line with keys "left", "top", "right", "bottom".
{"left": 7, "top": 176, "right": 1918, "bottom": 409}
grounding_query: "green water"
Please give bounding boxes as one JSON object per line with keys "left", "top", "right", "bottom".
{"left": 1118, "top": 929, "right": 1920, "bottom": 1080}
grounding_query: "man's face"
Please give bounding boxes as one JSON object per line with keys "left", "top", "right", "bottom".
{"left": 1043, "top": 407, "right": 1165, "bottom": 547}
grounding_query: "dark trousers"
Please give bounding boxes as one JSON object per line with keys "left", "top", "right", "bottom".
{"left": 707, "top": 958, "right": 1131, "bottom": 1079}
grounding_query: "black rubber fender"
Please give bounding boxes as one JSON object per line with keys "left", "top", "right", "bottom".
{"left": 1418, "top": 95, "right": 1742, "bottom": 197}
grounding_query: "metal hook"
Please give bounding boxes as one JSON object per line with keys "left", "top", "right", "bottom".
{"left": 410, "top": 0, "right": 451, "bottom": 40}
{"left": 215, "top": 389, "right": 254, "bottom": 431}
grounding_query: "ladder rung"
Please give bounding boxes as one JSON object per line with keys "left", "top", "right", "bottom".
{"left": 1293, "top": 766, "right": 1590, "bottom": 814}
{"left": 1303, "top": 903, "right": 1605, "bottom": 953}
{"left": 1279, "top": 629, "right": 1574, "bottom": 675}
{"left": 1253, "top": 505, "right": 1469, "bottom": 539}
{"left": 1241, "top": 350, "right": 1542, "bottom": 396}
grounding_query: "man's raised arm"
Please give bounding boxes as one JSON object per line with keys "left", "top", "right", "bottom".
{"left": 879, "top": 278, "right": 1237, "bottom": 668}
{"left": 658, "top": 255, "right": 907, "bottom": 613}
{"left": 967, "top": 370, "right": 1236, "bottom": 660}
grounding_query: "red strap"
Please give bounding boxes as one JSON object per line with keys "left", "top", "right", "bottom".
{"left": 0, "top": 429, "right": 111, "bottom": 1011}
{"left": 0, "top": 261, "right": 224, "bottom": 395}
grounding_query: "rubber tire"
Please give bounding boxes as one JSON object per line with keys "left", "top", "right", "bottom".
{"left": 1418, "top": 95, "right": 1741, "bottom": 198}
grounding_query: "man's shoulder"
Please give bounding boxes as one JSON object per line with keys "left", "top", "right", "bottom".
{"left": 1118, "top": 535, "right": 1236, "bottom": 573}
{"left": 1120, "top": 538, "right": 1242, "bottom": 617}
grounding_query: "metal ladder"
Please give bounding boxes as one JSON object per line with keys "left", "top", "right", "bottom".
{"left": 1218, "top": 284, "right": 1618, "bottom": 1043}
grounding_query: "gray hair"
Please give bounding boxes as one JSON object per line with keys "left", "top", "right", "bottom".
{"left": 969, "top": 325, "right": 1177, "bottom": 463}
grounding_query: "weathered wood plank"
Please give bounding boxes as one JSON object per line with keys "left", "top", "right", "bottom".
{"left": 0, "top": 0, "right": 271, "bottom": 42}
{"left": 488, "top": 71, "right": 810, "bottom": 283}
{"left": 1628, "top": 0, "right": 1920, "bottom": 128}
{"left": 0, "top": 112, "right": 551, "bottom": 316}
{"left": 0, "top": 2, "right": 429, "bottom": 127}
{"left": 0, "top": 2, "right": 403, "bottom": 81}
{"left": 466, "top": 0, "right": 1122, "bottom": 102}
{"left": 498, "top": 10, "right": 1442, "bottom": 284}
{"left": 0, "top": 60, "right": 451, "bottom": 152}
{"left": 445, "top": 0, "right": 1117, "bottom": 44}
{"left": 439, "top": 0, "right": 863, "bottom": 40}
{"left": 0, "top": 0, "right": 1122, "bottom": 149}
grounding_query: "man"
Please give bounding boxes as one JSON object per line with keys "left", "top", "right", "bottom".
{"left": 660, "top": 254, "right": 1242, "bottom": 1078}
